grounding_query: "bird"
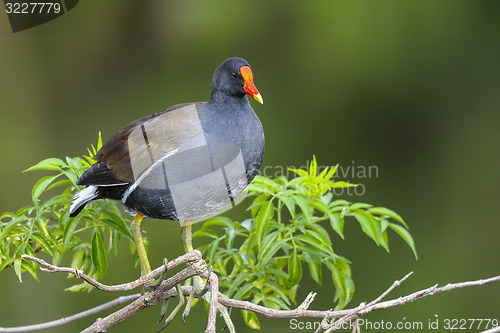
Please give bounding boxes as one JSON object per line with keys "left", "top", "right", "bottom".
{"left": 68, "top": 57, "right": 264, "bottom": 328}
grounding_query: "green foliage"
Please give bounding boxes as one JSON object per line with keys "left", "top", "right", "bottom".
{"left": 193, "top": 156, "right": 417, "bottom": 317}
{"left": 0, "top": 133, "right": 139, "bottom": 289}
{"left": 0, "top": 136, "right": 417, "bottom": 329}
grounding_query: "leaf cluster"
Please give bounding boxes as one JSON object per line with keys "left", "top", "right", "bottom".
{"left": 193, "top": 156, "right": 416, "bottom": 328}
{"left": 0, "top": 133, "right": 139, "bottom": 290}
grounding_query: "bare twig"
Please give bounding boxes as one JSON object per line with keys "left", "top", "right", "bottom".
{"left": 205, "top": 272, "right": 219, "bottom": 333}
{"left": 0, "top": 294, "right": 140, "bottom": 333}
{"left": 322, "top": 271, "right": 414, "bottom": 332}
{"left": 9, "top": 255, "right": 500, "bottom": 333}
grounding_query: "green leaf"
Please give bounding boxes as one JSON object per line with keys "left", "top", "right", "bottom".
{"left": 264, "top": 280, "right": 291, "bottom": 306}
{"left": 233, "top": 282, "right": 255, "bottom": 300}
{"left": 256, "top": 201, "right": 274, "bottom": 249}
{"left": 227, "top": 272, "right": 253, "bottom": 298}
{"left": 246, "top": 182, "right": 275, "bottom": 196}
{"left": 349, "top": 202, "right": 373, "bottom": 210}
{"left": 330, "top": 199, "right": 349, "bottom": 207}
{"left": 294, "top": 233, "right": 335, "bottom": 257}
{"left": 257, "top": 231, "right": 279, "bottom": 263}
{"left": 23, "top": 158, "right": 65, "bottom": 172}
{"left": 257, "top": 239, "right": 286, "bottom": 271}
{"left": 292, "top": 195, "right": 310, "bottom": 219}
{"left": 248, "top": 193, "right": 270, "bottom": 217}
{"left": 0, "top": 216, "right": 27, "bottom": 242}
{"left": 329, "top": 213, "right": 345, "bottom": 239}
{"left": 111, "top": 229, "right": 121, "bottom": 256}
{"left": 367, "top": 207, "right": 408, "bottom": 228}
{"left": 61, "top": 169, "right": 79, "bottom": 186}
{"left": 225, "top": 227, "right": 237, "bottom": 251}
{"left": 241, "top": 309, "right": 261, "bottom": 329}
{"left": 202, "top": 216, "right": 234, "bottom": 229}
{"left": 288, "top": 168, "right": 308, "bottom": 177}
{"left": 100, "top": 219, "right": 133, "bottom": 242}
{"left": 330, "top": 181, "right": 357, "bottom": 189}
{"left": 70, "top": 248, "right": 86, "bottom": 269}
{"left": 252, "top": 175, "right": 282, "bottom": 193}
{"left": 309, "top": 155, "right": 318, "bottom": 177}
{"left": 305, "top": 253, "right": 322, "bottom": 286}
{"left": 14, "top": 258, "right": 23, "bottom": 283}
{"left": 22, "top": 260, "right": 39, "bottom": 282}
{"left": 97, "top": 131, "right": 103, "bottom": 150}
{"left": 63, "top": 214, "right": 82, "bottom": 251}
{"left": 379, "top": 230, "right": 390, "bottom": 253}
{"left": 31, "top": 233, "right": 55, "bottom": 257}
{"left": 287, "top": 250, "right": 302, "bottom": 288}
{"left": 304, "top": 223, "right": 332, "bottom": 247}
{"left": 91, "top": 231, "right": 108, "bottom": 276}
{"left": 207, "top": 238, "right": 220, "bottom": 264}
{"left": 32, "top": 174, "right": 61, "bottom": 204}
{"left": 323, "top": 164, "right": 339, "bottom": 182}
{"left": 46, "top": 179, "right": 73, "bottom": 191}
{"left": 65, "top": 283, "right": 88, "bottom": 292}
{"left": 388, "top": 223, "right": 418, "bottom": 260}
{"left": 351, "top": 210, "right": 379, "bottom": 245}
{"left": 192, "top": 229, "right": 219, "bottom": 239}
{"left": 263, "top": 295, "right": 290, "bottom": 310}
{"left": 277, "top": 193, "right": 296, "bottom": 218}
{"left": 327, "top": 260, "right": 353, "bottom": 310}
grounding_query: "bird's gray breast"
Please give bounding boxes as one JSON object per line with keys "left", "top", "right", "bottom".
{"left": 123, "top": 103, "right": 263, "bottom": 222}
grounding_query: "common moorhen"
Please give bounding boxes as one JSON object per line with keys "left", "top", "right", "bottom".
{"left": 69, "top": 57, "right": 264, "bottom": 280}
{"left": 70, "top": 57, "right": 264, "bottom": 221}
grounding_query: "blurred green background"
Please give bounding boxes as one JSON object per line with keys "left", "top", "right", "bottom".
{"left": 1, "top": 1, "right": 499, "bottom": 332}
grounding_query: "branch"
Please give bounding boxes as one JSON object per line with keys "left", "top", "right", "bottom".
{"left": 0, "top": 294, "right": 140, "bottom": 333}
{"left": 9, "top": 255, "right": 500, "bottom": 333}
{"left": 80, "top": 263, "right": 205, "bottom": 333}
{"left": 21, "top": 252, "right": 201, "bottom": 292}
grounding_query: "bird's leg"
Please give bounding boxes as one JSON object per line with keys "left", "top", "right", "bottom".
{"left": 179, "top": 223, "right": 237, "bottom": 332}
{"left": 154, "top": 259, "right": 170, "bottom": 323}
{"left": 131, "top": 213, "right": 152, "bottom": 276}
{"left": 180, "top": 221, "right": 206, "bottom": 321}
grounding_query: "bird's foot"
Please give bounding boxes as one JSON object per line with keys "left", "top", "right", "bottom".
{"left": 156, "top": 284, "right": 185, "bottom": 332}
{"left": 153, "top": 264, "right": 235, "bottom": 332}
{"left": 180, "top": 266, "right": 213, "bottom": 322}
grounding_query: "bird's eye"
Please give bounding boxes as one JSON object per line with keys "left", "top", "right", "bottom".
{"left": 232, "top": 72, "right": 238, "bottom": 78}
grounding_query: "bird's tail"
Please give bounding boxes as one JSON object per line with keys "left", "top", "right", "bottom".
{"left": 69, "top": 185, "right": 98, "bottom": 217}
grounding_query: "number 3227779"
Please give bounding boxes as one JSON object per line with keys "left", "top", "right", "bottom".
{"left": 5, "top": 3, "right": 62, "bottom": 14}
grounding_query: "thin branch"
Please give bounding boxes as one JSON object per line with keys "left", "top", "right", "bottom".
{"left": 0, "top": 294, "right": 140, "bottom": 333}
{"left": 205, "top": 272, "right": 219, "bottom": 333}
{"left": 322, "top": 271, "right": 414, "bottom": 332}
{"left": 21, "top": 251, "right": 201, "bottom": 292}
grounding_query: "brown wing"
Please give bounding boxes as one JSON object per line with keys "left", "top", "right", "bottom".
{"left": 78, "top": 102, "right": 207, "bottom": 186}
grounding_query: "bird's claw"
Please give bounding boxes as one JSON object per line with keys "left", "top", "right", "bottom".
{"left": 146, "top": 258, "right": 169, "bottom": 290}
{"left": 156, "top": 284, "right": 185, "bottom": 332}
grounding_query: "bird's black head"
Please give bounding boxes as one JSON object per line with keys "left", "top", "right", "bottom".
{"left": 211, "top": 57, "right": 263, "bottom": 104}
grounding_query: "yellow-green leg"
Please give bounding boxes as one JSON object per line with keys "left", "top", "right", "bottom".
{"left": 179, "top": 222, "right": 235, "bottom": 332}
{"left": 131, "top": 213, "right": 152, "bottom": 276}
{"left": 153, "top": 220, "right": 235, "bottom": 332}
